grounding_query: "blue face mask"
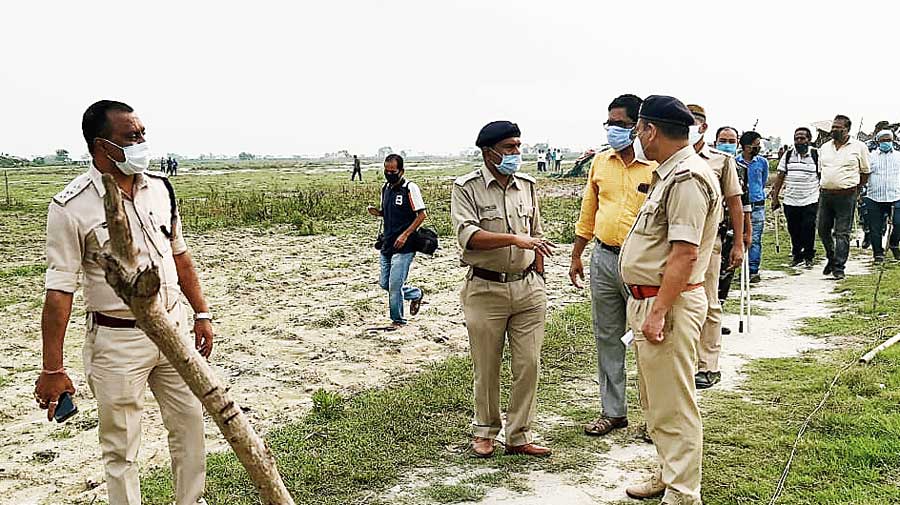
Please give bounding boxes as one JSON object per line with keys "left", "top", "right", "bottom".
{"left": 606, "top": 126, "right": 634, "bottom": 151}
{"left": 879, "top": 142, "right": 893, "bottom": 153}
{"left": 493, "top": 152, "right": 522, "bottom": 175}
{"left": 716, "top": 143, "right": 737, "bottom": 155}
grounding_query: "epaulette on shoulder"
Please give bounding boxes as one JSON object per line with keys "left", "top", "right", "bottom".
{"left": 52, "top": 173, "right": 92, "bottom": 206}
{"left": 454, "top": 170, "right": 481, "bottom": 187}
{"left": 673, "top": 168, "right": 695, "bottom": 183}
{"left": 143, "top": 170, "right": 169, "bottom": 180}
{"left": 515, "top": 172, "right": 536, "bottom": 184}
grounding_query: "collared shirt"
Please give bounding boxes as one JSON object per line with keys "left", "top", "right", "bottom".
{"left": 574, "top": 148, "right": 656, "bottom": 246}
{"left": 699, "top": 143, "right": 748, "bottom": 218}
{"left": 736, "top": 153, "right": 769, "bottom": 203}
{"left": 45, "top": 163, "right": 187, "bottom": 318}
{"left": 777, "top": 148, "right": 820, "bottom": 207}
{"left": 866, "top": 148, "right": 900, "bottom": 202}
{"left": 620, "top": 146, "right": 722, "bottom": 287}
{"left": 818, "top": 139, "right": 871, "bottom": 190}
{"left": 451, "top": 167, "right": 543, "bottom": 273}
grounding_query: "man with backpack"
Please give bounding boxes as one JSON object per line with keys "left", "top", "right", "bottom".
{"left": 366, "top": 154, "right": 426, "bottom": 327}
{"left": 771, "top": 127, "right": 820, "bottom": 268}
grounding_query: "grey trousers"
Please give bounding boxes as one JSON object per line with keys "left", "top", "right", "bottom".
{"left": 590, "top": 244, "right": 628, "bottom": 418}
{"left": 818, "top": 190, "right": 856, "bottom": 274}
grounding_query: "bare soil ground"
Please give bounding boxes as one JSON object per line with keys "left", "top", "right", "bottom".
{"left": 0, "top": 229, "right": 582, "bottom": 505}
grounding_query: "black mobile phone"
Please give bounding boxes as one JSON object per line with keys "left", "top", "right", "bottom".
{"left": 54, "top": 392, "right": 78, "bottom": 423}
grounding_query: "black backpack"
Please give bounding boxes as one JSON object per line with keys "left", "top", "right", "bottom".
{"left": 410, "top": 227, "right": 439, "bottom": 255}
{"left": 781, "top": 147, "right": 819, "bottom": 179}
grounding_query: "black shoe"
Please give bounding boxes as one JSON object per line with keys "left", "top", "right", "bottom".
{"left": 695, "top": 371, "right": 709, "bottom": 389}
{"left": 721, "top": 326, "right": 732, "bottom": 335}
{"left": 804, "top": 258, "right": 815, "bottom": 269}
{"left": 862, "top": 236, "right": 871, "bottom": 249}
{"left": 790, "top": 258, "right": 804, "bottom": 267}
{"left": 892, "top": 247, "right": 900, "bottom": 261}
{"left": 875, "top": 256, "right": 885, "bottom": 264}
{"left": 696, "top": 371, "right": 721, "bottom": 390}
{"left": 749, "top": 273, "right": 761, "bottom": 284}
{"left": 409, "top": 292, "right": 424, "bottom": 316}
{"left": 823, "top": 261, "right": 834, "bottom": 275}
{"left": 833, "top": 270, "right": 845, "bottom": 280}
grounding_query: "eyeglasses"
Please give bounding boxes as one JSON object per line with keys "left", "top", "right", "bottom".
{"left": 603, "top": 120, "right": 636, "bottom": 129}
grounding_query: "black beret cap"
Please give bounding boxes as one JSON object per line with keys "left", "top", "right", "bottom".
{"left": 638, "top": 95, "right": 695, "bottom": 128}
{"left": 476, "top": 120, "right": 521, "bottom": 148}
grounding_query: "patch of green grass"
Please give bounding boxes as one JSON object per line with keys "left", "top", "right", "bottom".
{"left": 421, "top": 483, "right": 484, "bottom": 503}
{"left": 309, "top": 308, "right": 348, "bottom": 328}
{"left": 0, "top": 263, "right": 46, "bottom": 278}
{"left": 802, "top": 262, "right": 900, "bottom": 339}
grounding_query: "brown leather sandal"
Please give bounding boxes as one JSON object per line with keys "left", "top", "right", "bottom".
{"left": 582, "top": 416, "right": 628, "bottom": 436}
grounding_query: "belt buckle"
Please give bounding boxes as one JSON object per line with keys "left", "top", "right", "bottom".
{"left": 498, "top": 272, "right": 507, "bottom": 282}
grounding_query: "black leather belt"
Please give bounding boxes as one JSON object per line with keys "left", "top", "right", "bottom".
{"left": 596, "top": 239, "right": 621, "bottom": 255}
{"left": 94, "top": 313, "right": 137, "bottom": 328}
{"left": 472, "top": 267, "right": 532, "bottom": 283}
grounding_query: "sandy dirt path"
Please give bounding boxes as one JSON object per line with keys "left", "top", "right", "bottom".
{"left": 440, "top": 256, "right": 870, "bottom": 505}
{"left": 0, "top": 229, "right": 582, "bottom": 505}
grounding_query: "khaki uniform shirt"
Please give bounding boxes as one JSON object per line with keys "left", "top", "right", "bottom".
{"left": 620, "top": 146, "right": 722, "bottom": 287}
{"left": 451, "top": 167, "right": 543, "bottom": 273}
{"left": 818, "top": 139, "right": 871, "bottom": 190}
{"left": 44, "top": 164, "right": 187, "bottom": 318}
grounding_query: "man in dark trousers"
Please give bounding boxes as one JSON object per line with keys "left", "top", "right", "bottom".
{"left": 351, "top": 154, "right": 363, "bottom": 181}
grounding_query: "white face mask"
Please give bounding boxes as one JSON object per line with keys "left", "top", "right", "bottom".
{"left": 633, "top": 135, "right": 648, "bottom": 162}
{"left": 689, "top": 125, "right": 703, "bottom": 146}
{"left": 100, "top": 139, "right": 151, "bottom": 175}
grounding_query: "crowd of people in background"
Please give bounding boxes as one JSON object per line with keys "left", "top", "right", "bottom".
{"left": 535, "top": 147, "right": 564, "bottom": 172}
{"left": 159, "top": 155, "right": 179, "bottom": 176}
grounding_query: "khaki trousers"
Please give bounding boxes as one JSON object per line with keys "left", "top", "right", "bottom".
{"left": 461, "top": 271, "right": 546, "bottom": 447}
{"left": 698, "top": 237, "right": 723, "bottom": 373}
{"left": 628, "top": 289, "right": 707, "bottom": 501}
{"left": 83, "top": 302, "right": 206, "bottom": 505}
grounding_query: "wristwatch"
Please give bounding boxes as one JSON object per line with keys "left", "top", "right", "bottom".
{"left": 193, "top": 312, "right": 212, "bottom": 322}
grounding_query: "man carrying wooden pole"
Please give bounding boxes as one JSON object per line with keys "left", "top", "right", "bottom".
{"left": 34, "top": 100, "right": 293, "bottom": 505}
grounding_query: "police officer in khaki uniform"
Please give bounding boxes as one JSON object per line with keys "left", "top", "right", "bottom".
{"left": 619, "top": 97, "right": 721, "bottom": 504}
{"left": 686, "top": 104, "right": 750, "bottom": 390}
{"left": 33, "top": 100, "right": 212, "bottom": 505}
{"left": 451, "top": 121, "right": 555, "bottom": 458}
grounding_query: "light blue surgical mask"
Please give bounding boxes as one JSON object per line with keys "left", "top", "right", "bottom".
{"left": 879, "top": 142, "right": 893, "bottom": 153}
{"left": 606, "top": 126, "right": 634, "bottom": 151}
{"left": 716, "top": 143, "right": 737, "bottom": 155}
{"left": 491, "top": 150, "right": 522, "bottom": 175}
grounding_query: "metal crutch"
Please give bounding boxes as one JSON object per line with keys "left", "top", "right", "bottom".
{"left": 746, "top": 252, "right": 752, "bottom": 335}
{"left": 775, "top": 207, "right": 781, "bottom": 254}
{"left": 739, "top": 252, "right": 747, "bottom": 334}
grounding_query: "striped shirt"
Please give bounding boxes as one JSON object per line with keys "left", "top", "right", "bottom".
{"left": 866, "top": 149, "right": 900, "bottom": 203}
{"left": 777, "top": 149, "right": 820, "bottom": 207}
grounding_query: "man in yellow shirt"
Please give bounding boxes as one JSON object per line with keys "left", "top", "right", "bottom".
{"left": 569, "top": 94, "right": 657, "bottom": 436}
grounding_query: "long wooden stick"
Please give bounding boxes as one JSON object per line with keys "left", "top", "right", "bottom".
{"left": 95, "top": 174, "right": 294, "bottom": 504}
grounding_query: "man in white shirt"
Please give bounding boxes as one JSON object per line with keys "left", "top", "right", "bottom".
{"left": 816, "top": 115, "right": 870, "bottom": 279}
{"left": 771, "top": 127, "right": 820, "bottom": 268}
{"left": 863, "top": 130, "right": 900, "bottom": 262}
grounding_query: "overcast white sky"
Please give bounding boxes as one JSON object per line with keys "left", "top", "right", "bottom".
{"left": 2, "top": 1, "right": 897, "bottom": 159}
